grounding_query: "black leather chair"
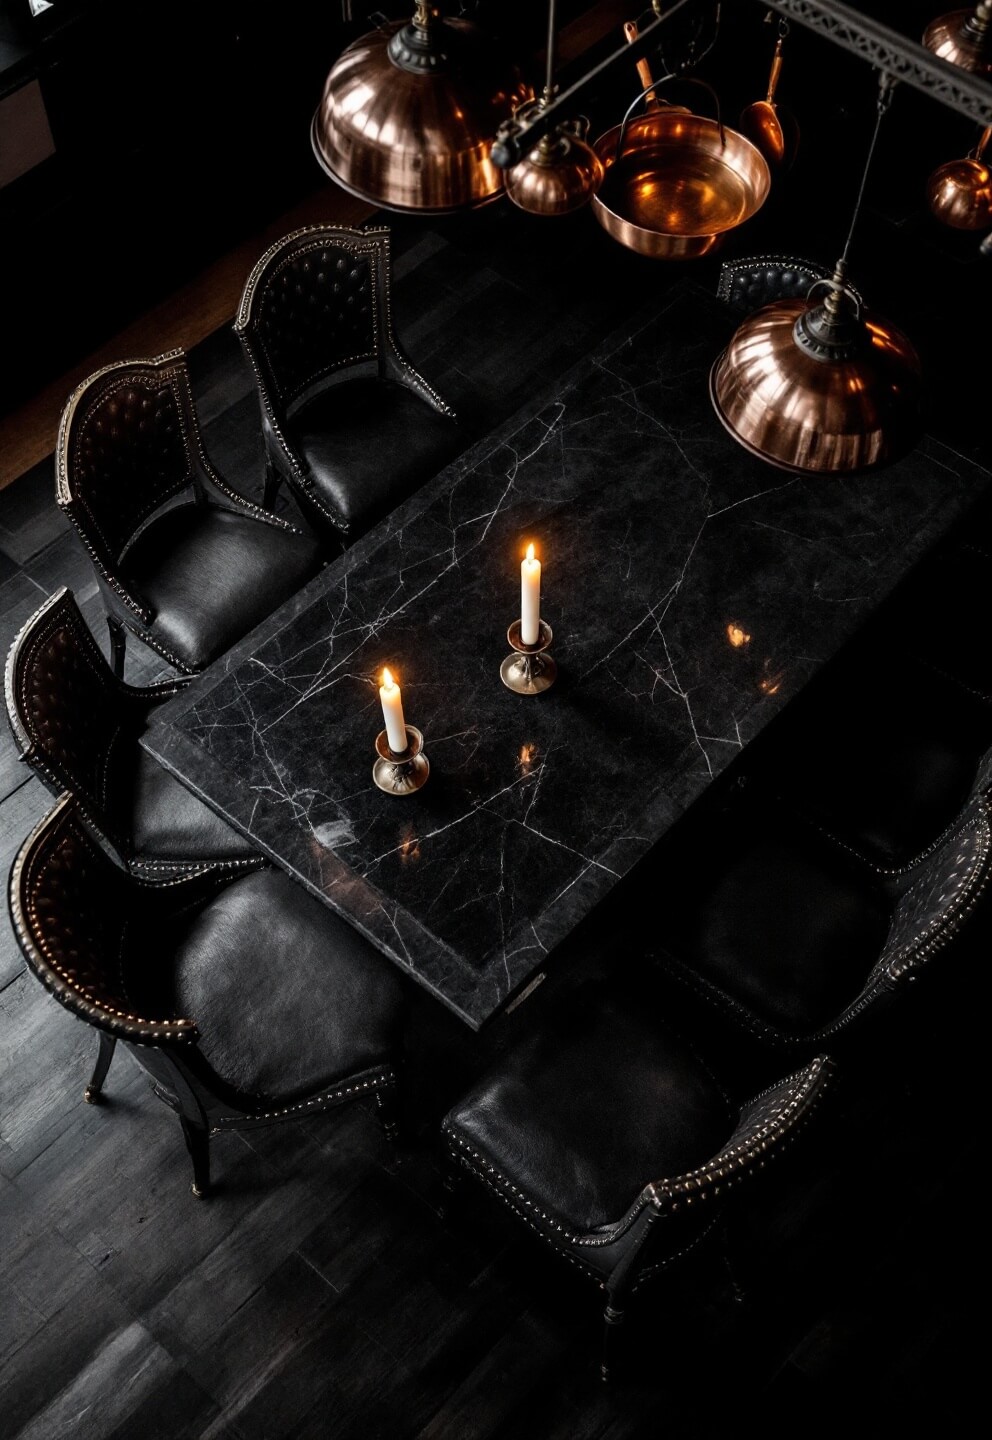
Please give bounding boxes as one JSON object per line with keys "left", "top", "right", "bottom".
{"left": 716, "top": 253, "right": 863, "bottom": 314}
{"left": 234, "top": 223, "right": 461, "bottom": 548}
{"left": 443, "top": 981, "right": 833, "bottom": 1380}
{"left": 5, "top": 585, "right": 257, "bottom": 874}
{"left": 641, "top": 773, "right": 992, "bottom": 1055}
{"left": 9, "top": 795, "right": 407, "bottom": 1198}
{"left": 56, "top": 349, "right": 325, "bottom": 676}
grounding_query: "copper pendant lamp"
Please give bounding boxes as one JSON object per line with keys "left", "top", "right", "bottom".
{"left": 503, "top": 0, "right": 604, "bottom": 217}
{"left": 709, "top": 75, "right": 922, "bottom": 475}
{"left": 311, "top": 2, "right": 531, "bottom": 215}
{"left": 922, "top": 1, "right": 992, "bottom": 75}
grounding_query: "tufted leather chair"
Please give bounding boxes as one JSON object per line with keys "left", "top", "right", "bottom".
{"left": 9, "top": 795, "right": 408, "bottom": 1198}
{"left": 641, "top": 771, "right": 992, "bottom": 1055}
{"left": 5, "top": 586, "right": 257, "bottom": 874}
{"left": 234, "top": 224, "right": 462, "bottom": 547}
{"left": 443, "top": 980, "right": 834, "bottom": 1381}
{"left": 56, "top": 350, "right": 325, "bottom": 676}
{"left": 715, "top": 253, "right": 863, "bottom": 314}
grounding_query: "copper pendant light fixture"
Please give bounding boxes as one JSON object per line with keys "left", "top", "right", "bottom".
{"left": 710, "top": 74, "right": 922, "bottom": 475}
{"left": 311, "top": 2, "right": 531, "bottom": 215}
{"left": 927, "top": 123, "right": 992, "bottom": 228}
{"left": 923, "top": 1, "right": 992, "bottom": 75}
{"left": 503, "top": 0, "right": 604, "bottom": 216}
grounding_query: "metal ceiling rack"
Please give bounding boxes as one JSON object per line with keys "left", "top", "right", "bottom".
{"left": 491, "top": 0, "right": 992, "bottom": 168}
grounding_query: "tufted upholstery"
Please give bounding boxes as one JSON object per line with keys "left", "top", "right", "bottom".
{"left": 716, "top": 254, "right": 864, "bottom": 315}
{"left": 235, "top": 224, "right": 460, "bottom": 547}
{"left": 645, "top": 777, "right": 992, "bottom": 1051}
{"left": 443, "top": 978, "right": 833, "bottom": 1376}
{"left": 248, "top": 243, "right": 377, "bottom": 410}
{"left": 5, "top": 586, "right": 256, "bottom": 870}
{"left": 56, "top": 350, "right": 324, "bottom": 675}
{"left": 9, "top": 795, "right": 407, "bottom": 1198}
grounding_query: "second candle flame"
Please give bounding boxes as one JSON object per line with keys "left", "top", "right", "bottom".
{"left": 382, "top": 667, "right": 396, "bottom": 690}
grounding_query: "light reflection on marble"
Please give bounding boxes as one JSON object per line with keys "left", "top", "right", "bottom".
{"left": 143, "top": 282, "right": 992, "bottom": 1029}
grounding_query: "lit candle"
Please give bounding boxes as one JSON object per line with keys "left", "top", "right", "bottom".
{"left": 379, "top": 667, "right": 408, "bottom": 753}
{"left": 520, "top": 542, "right": 542, "bottom": 646}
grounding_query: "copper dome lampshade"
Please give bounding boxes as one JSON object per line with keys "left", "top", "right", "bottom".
{"left": 923, "top": 1, "right": 992, "bottom": 75}
{"left": 709, "top": 75, "right": 922, "bottom": 475}
{"left": 311, "top": 2, "right": 531, "bottom": 215}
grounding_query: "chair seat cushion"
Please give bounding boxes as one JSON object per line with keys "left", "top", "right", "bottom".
{"left": 170, "top": 868, "right": 405, "bottom": 1103}
{"left": 289, "top": 377, "right": 460, "bottom": 536}
{"left": 129, "top": 744, "right": 257, "bottom": 866}
{"left": 657, "top": 801, "right": 891, "bottom": 1038}
{"left": 445, "top": 989, "right": 731, "bottom": 1233}
{"left": 122, "top": 503, "right": 323, "bottom": 670}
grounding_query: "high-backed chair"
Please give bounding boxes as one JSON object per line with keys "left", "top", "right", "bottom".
{"left": 56, "top": 350, "right": 324, "bottom": 676}
{"left": 9, "top": 795, "right": 407, "bottom": 1198}
{"left": 234, "top": 224, "right": 461, "bottom": 548}
{"left": 443, "top": 981, "right": 833, "bottom": 1381}
{"left": 5, "top": 586, "right": 256, "bottom": 874}
{"left": 641, "top": 774, "right": 991, "bottom": 1056}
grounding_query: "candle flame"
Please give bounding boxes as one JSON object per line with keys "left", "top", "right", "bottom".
{"left": 726, "top": 623, "right": 751, "bottom": 649}
{"left": 382, "top": 667, "right": 396, "bottom": 689}
{"left": 525, "top": 543, "right": 535, "bottom": 563}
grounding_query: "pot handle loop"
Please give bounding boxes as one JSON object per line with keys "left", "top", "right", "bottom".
{"left": 614, "top": 76, "right": 726, "bottom": 165}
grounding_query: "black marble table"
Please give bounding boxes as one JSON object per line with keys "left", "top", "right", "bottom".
{"left": 143, "top": 280, "right": 992, "bottom": 1029}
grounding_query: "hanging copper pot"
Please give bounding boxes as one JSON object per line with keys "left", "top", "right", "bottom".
{"left": 927, "top": 125, "right": 992, "bottom": 228}
{"left": 923, "top": 2, "right": 992, "bottom": 75}
{"left": 709, "top": 265, "right": 922, "bottom": 474}
{"left": 311, "top": 2, "right": 531, "bottom": 214}
{"left": 504, "top": 108, "right": 604, "bottom": 215}
{"left": 590, "top": 79, "right": 771, "bottom": 260}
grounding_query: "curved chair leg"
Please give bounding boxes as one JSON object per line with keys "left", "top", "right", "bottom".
{"left": 84, "top": 1032, "right": 117, "bottom": 1104}
{"left": 262, "top": 461, "right": 281, "bottom": 512}
{"left": 107, "top": 616, "right": 127, "bottom": 679}
{"left": 375, "top": 1085, "right": 401, "bottom": 1144}
{"left": 179, "top": 1114, "right": 211, "bottom": 1199}
{"left": 601, "top": 1296, "right": 627, "bottom": 1385}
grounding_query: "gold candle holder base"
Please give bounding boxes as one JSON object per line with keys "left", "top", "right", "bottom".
{"left": 500, "top": 619, "right": 557, "bottom": 695}
{"left": 373, "top": 725, "right": 429, "bottom": 795}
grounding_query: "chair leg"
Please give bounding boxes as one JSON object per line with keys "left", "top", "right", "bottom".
{"left": 179, "top": 1114, "right": 211, "bottom": 1199}
{"left": 262, "top": 461, "right": 281, "bottom": 512}
{"left": 84, "top": 1032, "right": 117, "bottom": 1104}
{"left": 375, "top": 1085, "right": 401, "bottom": 1145}
{"left": 601, "top": 1297, "right": 627, "bottom": 1385}
{"left": 107, "top": 616, "right": 127, "bottom": 679}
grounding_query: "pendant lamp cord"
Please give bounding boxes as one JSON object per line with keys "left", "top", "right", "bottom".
{"left": 839, "top": 71, "right": 897, "bottom": 275}
{"left": 544, "top": 0, "right": 558, "bottom": 103}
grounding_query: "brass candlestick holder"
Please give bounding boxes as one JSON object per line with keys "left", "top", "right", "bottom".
{"left": 500, "top": 619, "right": 557, "bottom": 694}
{"left": 373, "top": 725, "right": 430, "bottom": 794}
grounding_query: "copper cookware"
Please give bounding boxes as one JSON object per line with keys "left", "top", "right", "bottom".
{"left": 311, "top": 2, "right": 531, "bottom": 214}
{"left": 923, "top": 2, "right": 992, "bottom": 75}
{"left": 927, "top": 125, "right": 992, "bottom": 229}
{"left": 739, "top": 24, "right": 800, "bottom": 174}
{"left": 591, "top": 80, "right": 771, "bottom": 260}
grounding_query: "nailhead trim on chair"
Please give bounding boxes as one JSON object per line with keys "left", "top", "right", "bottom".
{"left": 212, "top": 1069, "right": 396, "bottom": 1127}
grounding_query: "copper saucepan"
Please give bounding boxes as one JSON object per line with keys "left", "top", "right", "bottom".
{"left": 591, "top": 79, "right": 772, "bottom": 260}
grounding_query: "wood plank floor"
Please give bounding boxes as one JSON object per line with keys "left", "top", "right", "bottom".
{"left": 1, "top": 188, "right": 987, "bottom": 1436}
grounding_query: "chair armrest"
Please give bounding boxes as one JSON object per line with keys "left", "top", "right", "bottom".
{"left": 384, "top": 348, "right": 457, "bottom": 420}
{"left": 195, "top": 454, "right": 305, "bottom": 534}
{"left": 60, "top": 503, "right": 154, "bottom": 625}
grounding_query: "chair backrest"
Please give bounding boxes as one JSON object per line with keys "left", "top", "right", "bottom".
{"left": 716, "top": 253, "right": 863, "bottom": 315}
{"left": 4, "top": 587, "right": 133, "bottom": 849}
{"left": 56, "top": 350, "right": 204, "bottom": 580}
{"left": 234, "top": 224, "right": 391, "bottom": 416}
{"left": 8, "top": 794, "right": 199, "bottom": 1045}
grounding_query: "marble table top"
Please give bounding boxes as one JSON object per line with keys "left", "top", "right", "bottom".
{"left": 143, "top": 280, "right": 992, "bottom": 1029}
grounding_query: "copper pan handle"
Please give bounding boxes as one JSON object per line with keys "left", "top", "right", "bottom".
{"left": 766, "top": 36, "right": 784, "bottom": 104}
{"left": 624, "top": 21, "right": 659, "bottom": 109}
{"left": 972, "top": 124, "right": 992, "bottom": 162}
{"left": 614, "top": 76, "right": 726, "bottom": 165}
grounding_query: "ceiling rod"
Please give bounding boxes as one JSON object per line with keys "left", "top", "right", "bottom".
{"left": 491, "top": 0, "right": 992, "bottom": 169}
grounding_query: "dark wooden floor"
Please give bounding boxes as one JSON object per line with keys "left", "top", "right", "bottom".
{"left": 0, "top": 199, "right": 986, "bottom": 1437}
